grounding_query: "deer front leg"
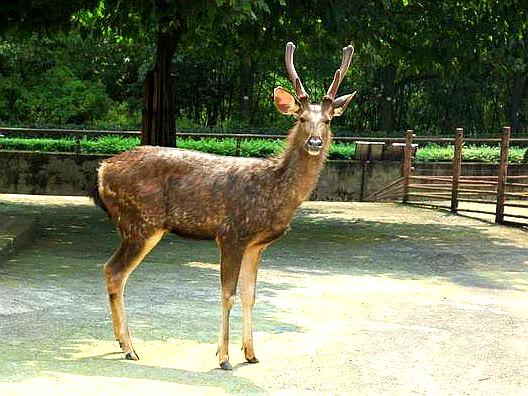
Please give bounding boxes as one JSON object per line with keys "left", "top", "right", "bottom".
{"left": 239, "top": 244, "right": 265, "bottom": 363}
{"left": 103, "top": 231, "right": 163, "bottom": 360}
{"left": 217, "top": 240, "right": 245, "bottom": 370}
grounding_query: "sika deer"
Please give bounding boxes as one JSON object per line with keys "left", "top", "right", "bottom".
{"left": 93, "top": 42, "right": 356, "bottom": 370}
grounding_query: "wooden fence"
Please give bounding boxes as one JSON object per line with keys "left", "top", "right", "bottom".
{"left": 368, "top": 127, "right": 528, "bottom": 227}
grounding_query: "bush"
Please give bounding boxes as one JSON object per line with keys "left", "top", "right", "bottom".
{"left": 416, "top": 144, "right": 526, "bottom": 164}
{"left": 11, "top": 66, "right": 112, "bottom": 126}
{"left": 81, "top": 136, "right": 140, "bottom": 153}
{"left": 1, "top": 135, "right": 527, "bottom": 164}
{"left": 0, "top": 137, "right": 78, "bottom": 152}
{"left": 88, "top": 102, "right": 141, "bottom": 130}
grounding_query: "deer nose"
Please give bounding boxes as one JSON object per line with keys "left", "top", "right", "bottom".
{"left": 306, "top": 137, "right": 323, "bottom": 150}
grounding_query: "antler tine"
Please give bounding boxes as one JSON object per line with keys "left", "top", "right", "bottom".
{"left": 325, "top": 44, "right": 354, "bottom": 100}
{"left": 285, "top": 42, "right": 309, "bottom": 101}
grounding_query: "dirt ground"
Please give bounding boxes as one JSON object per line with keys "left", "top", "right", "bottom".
{"left": 0, "top": 194, "right": 527, "bottom": 395}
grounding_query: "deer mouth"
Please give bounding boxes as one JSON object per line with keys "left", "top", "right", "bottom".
{"left": 305, "top": 137, "right": 323, "bottom": 155}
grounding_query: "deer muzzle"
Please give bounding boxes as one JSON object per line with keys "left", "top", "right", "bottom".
{"left": 305, "top": 136, "right": 323, "bottom": 155}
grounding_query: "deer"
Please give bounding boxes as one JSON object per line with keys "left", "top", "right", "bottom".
{"left": 92, "top": 42, "right": 356, "bottom": 370}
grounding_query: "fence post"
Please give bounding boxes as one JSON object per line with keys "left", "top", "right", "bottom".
{"left": 402, "top": 129, "right": 414, "bottom": 203}
{"left": 495, "top": 126, "right": 511, "bottom": 224}
{"left": 235, "top": 137, "right": 242, "bottom": 156}
{"left": 451, "top": 128, "right": 463, "bottom": 213}
{"left": 75, "top": 135, "right": 81, "bottom": 153}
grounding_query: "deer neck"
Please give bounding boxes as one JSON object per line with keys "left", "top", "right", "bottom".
{"left": 273, "top": 126, "right": 331, "bottom": 205}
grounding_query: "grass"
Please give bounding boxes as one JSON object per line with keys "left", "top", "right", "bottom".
{"left": 0, "top": 136, "right": 526, "bottom": 163}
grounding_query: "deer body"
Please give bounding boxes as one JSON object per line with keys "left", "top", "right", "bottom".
{"left": 95, "top": 42, "right": 355, "bottom": 370}
{"left": 99, "top": 137, "right": 328, "bottom": 242}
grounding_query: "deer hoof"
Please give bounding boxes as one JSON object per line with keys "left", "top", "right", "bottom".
{"left": 125, "top": 351, "right": 140, "bottom": 361}
{"left": 246, "top": 357, "right": 259, "bottom": 364}
{"left": 219, "top": 360, "right": 232, "bottom": 370}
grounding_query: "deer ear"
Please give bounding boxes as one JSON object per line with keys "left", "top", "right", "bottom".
{"left": 274, "top": 87, "right": 301, "bottom": 116}
{"left": 331, "top": 91, "right": 356, "bottom": 117}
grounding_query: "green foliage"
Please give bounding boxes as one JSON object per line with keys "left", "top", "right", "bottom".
{"left": 89, "top": 102, "right": 141, "bottom": 130}
{"left": 0, "top": 136, "right": 139, "bottom": 154}
{"left": 0, "top": 136, "right": 288, "bottom": 157}
{"left": 0, "top": 0, "right": 526, "bottom": 137}
{"left": 0, "top": 0, "right": 97, "bottom": 34}
{"left": 178, "top": 138, "right": 238, "bottom": 156}
{"left": 239, "top": 139, "right": 284, "bottom": 157}
{"left": 2, "top": 135, "right": 526, "bottom": 164}
{"left": 80, "top": 136, "right": 140, "bottom": 153}
{"left": 176, "top": 138, "right": 284, "bottom": 157}
{"left": 329, "top": 143, "right": 357, "bottom": 160}
{"left": 0, "top": 137, "right": 78, "bottom": 152}
{"left": 13, "top": 65, "right": 111, "bottom": 125}
{"left": 416, "top": 144, "right": 526, "bottom": 164}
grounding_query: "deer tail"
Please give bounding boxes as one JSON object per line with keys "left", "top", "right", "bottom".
{"left": 88, "top": 167, "right": 109, "bottom": 215}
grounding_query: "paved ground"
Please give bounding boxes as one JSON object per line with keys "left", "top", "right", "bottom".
{"left": 0, "top": 194, "right": 527, "bottom": 395}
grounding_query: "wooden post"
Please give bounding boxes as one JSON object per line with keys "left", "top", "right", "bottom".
{"left": 451, "top": 128, "right": 463, "bottom": 213}
{"left": 495, "top": 126, "right": 511, "bottom": 224}
{"left": 402, "top": 129, "right": 414, "bottom": 203}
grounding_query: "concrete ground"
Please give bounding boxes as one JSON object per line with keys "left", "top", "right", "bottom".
{"left": 0, "top": 194, "right": 527, "bottom": 395}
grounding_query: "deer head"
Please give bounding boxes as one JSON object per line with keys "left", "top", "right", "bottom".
{"left": 274, "top": 42, "right": 356, "bottom": 156}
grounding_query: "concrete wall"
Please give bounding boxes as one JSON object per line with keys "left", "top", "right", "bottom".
{"left": 1, "top": 150, "right": 527, "bottom": 201}
{"left": 0, "top": 151, "right": 107, "bottom": 196}
{"left": 313, "top": 160, "right": 402, "bottom": 201}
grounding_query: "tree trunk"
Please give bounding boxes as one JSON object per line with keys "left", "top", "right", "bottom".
{"left": 508, "top": 71, "right": 526, "bottom": 135}
{"left": 379, "top": 64, "right": 396, "bottom": 132}
{"left": 141, "top": 27, "right": 180, "bottom": 146}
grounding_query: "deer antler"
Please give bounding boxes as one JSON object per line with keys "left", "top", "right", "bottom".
{"left": 285, "top": 42, "right": 309, "bottom": 102}
{"left": 324, "top": 44, "right": 354, "bottom": 102}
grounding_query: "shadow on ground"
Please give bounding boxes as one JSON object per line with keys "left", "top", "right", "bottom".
{"left": 280, "top": 206, "right": 528, "bottom": 291}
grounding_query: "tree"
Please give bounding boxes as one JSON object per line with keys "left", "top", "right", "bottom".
{"left": 97, "top": 0, "right": 270, "bottom": 146}
{"left": 0, "top": 0, "right": 97, "bottom": 33}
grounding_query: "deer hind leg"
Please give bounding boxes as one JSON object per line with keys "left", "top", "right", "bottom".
{"left": 216, "top": 239, "right": 245, "bottom": 370}
{"left": 103, "top": 230, "right": 164, "bottom": 360}
{"left": 239, "top": 244, "right": 265, "bottom": 363}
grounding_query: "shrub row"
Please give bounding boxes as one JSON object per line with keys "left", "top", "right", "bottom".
{"left": 0, "top": 136, "right": 526, "bottom": 163}
{"left": 416, "top": 144, "right": 526, "bottom": 164}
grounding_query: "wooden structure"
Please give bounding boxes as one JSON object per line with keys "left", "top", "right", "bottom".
{"left": 368, "top": 126, "right": 528, "bottom": 227}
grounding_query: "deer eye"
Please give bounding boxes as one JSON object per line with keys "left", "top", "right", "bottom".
{"left": 299, "top": 117, "right": 307, "bottom": 123}
{"left": 322, "top": 119, "right": 330, "bottom": 125}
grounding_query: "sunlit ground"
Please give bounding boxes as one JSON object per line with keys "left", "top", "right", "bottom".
{"left": 0, "top": 195, "right": 527, "bottom": 395}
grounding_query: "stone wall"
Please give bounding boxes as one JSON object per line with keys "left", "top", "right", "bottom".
{"left": 1, "top": 150, "right": 527, "bottom": 201}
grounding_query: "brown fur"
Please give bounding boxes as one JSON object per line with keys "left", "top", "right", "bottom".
{"left": 95, "top": 43, "right": 355, "bottom": 369}
{"left": 98, "top": 125, "right": 329, "bottom": 243}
